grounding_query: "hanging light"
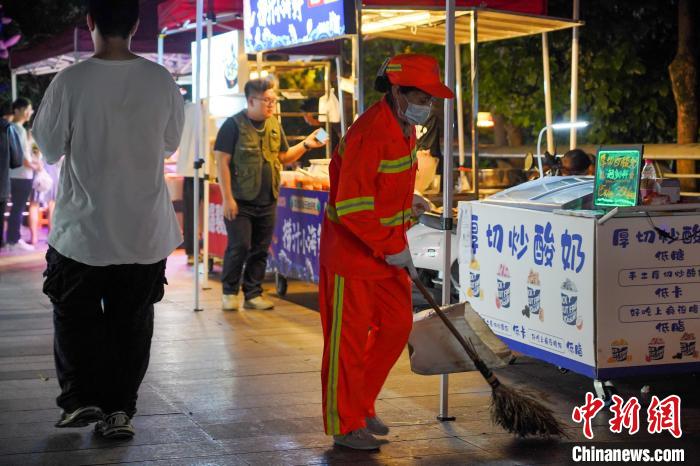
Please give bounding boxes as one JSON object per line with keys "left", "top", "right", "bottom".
{"left": 476, "top": 112, "right": 494, "bottom": 128}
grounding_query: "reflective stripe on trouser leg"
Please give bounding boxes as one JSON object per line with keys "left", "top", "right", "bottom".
{"left": 325, "top": 273, "right": 344, "bottom": 435}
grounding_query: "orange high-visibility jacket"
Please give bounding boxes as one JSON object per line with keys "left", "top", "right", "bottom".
{"left": 320, "top": 97, "right": 417, "bottom": 279}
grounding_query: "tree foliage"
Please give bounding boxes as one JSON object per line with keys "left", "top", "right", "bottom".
{"left": 0, "top": 0, "right": 85, "bottom": 111}
{"left": 361, "top": 0, "right": 682, "bottom": 145}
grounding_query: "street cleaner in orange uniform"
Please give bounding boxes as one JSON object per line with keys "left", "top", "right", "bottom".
{"left": 319, "top": 54, "right": 454, "bottom": 450}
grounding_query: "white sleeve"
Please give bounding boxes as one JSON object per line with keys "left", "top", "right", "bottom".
{"left": 164, "top": 79, "right": 185, "bottom": 157}
{"left": 32, "top": 75, "right": 70, "bottom": 164}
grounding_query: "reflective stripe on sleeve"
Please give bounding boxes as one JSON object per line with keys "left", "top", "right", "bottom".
{"left": 335, "top": 196, "right": 375, "bottom": 217}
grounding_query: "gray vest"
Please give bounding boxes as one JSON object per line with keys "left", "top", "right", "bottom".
{"left": 230, "top": 111, "right": 283, "bottom": 201}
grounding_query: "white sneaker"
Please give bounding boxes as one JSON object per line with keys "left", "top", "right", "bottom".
{"left": 14, "top": 239, "right": 35, "bottom": 251}
{"left": 222, "top": 294, "right": 239, "bottom": 311}
{"left": 244, "top": 296, "right": 274, "bottom": 310}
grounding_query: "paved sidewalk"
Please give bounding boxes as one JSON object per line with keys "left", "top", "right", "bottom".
{"left": 0, "top": 251, "right": 698, "bottom": 465}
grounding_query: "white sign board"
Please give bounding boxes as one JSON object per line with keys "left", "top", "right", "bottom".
{"left": 597, "top": 214, "right": 700, "bottom": 378}
{"left": 192, "top": 30, "right": 240, "bottom": 99}
{"left": 458, "top": 202, "right": 596, "bottom": 377}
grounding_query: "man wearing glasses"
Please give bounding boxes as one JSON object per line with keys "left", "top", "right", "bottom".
{"left": 214, "top": 78, "right": 325, "bottom": 311}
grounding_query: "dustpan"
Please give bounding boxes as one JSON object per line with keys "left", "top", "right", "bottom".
{"left": 408, "top": 301, "right": 512, "bottom": 375}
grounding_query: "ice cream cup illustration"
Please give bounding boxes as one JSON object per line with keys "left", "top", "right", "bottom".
{"left": 610, "top": 339, "right": 629, "bottom": 363}
{"left": 527, "top": 285, "right": 541, "bottom": 315}
{"left": 469, "top": 259, "right": 481, "bottom": 299}
{"left": 561, "top": 279, "right": 578, "bottom": 326}
{"left": 680, "top": 333, "right": 696, "bottom": 358}
{"left": 496, "top": 264, "right": 511, "bottom": 309}
{"left": 646, "top": 337, "right": 665, "bottom": 362}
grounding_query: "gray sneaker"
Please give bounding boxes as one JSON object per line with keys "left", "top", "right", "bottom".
{"left": 244, "top": 296, "right": 274, "bottom": 310}
{"left": 333, "top": 428, "right": 381, "bottom": 450}
{"left": 55, "top": 406, "right": 104, "bottom": 428}
{"left": 365, "top": 415, "right": 389, "bottom": 436}
{"left": 94, "top": 411, "right": 135, "bottom": 439}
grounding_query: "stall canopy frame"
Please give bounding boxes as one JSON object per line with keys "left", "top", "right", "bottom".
{"left": 358, "top": 6, "right": 582, "bottom": 196}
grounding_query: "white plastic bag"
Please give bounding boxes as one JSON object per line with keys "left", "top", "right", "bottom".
{"left": 318, "top": 89, "right": 340, "bottom": 123}
{"left": 408, "top": 302, "right": 512, "bottom": 375}
{"left": 32, "top": 169, "right": 53, "bottom": 194}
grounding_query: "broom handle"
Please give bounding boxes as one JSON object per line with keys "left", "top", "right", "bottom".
{"left": 410, "top": 274, "right": 501, "bottom": 389}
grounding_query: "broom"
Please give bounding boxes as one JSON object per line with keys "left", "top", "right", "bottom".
{"left": 411, "top": 275, "right": 567, "bottom": 438}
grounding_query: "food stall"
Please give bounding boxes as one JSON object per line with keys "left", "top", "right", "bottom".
{"left": 458, "top": 146, "right": 700, "bottom": 399}
{"left": 198, "top": 0, "right": 350, "bottom": 292}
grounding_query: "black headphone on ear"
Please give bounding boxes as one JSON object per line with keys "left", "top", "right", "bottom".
{"left": 374, "top": 58, "right": 392, "bottom": 93}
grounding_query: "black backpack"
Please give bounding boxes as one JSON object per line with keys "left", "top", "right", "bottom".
{"left": 1, "top": 120, "right": 23, "bottom": 169}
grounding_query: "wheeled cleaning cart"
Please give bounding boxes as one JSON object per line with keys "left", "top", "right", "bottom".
{"left": 458, "top": 176, "right": 700, "bottom": 400}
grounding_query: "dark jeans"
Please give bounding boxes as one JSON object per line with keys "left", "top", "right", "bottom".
{"left": 0, "top": 200, "right": 6, "bottom": 248}
{"left": 43, "top": 247, "right": 167, "bottom": 417}
{"left": 222, "top": 202, "right": 275, "bottom": 300}
{"left": 7, "top": 178, "right": 32, "bottom": 244}
{"left": 182, "top": 176, "right": 204, "bottom": 256}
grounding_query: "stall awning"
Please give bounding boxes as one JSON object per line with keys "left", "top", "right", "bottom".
{"left": 361, "top": 7, "right": 581, "bottom": 45}
{"left": 363, "top": 0, "right": 546, "bottom": 16}
{"left": 158, "top": 0, "right": 242, "bottom": 31}
{"left": 10, "top": 0, "right": 193, "bottom": 76}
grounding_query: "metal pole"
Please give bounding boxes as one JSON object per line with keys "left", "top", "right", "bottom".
{"left": 256, "top": 52, "right": 263, "bottom": 74}
{"left": 73, "top": 27, "right": 80, "bottom": 64}
{"left": 158, "top": 33, "right": 165, "bottom": 65}
{"left": 542, "top": 33, "right": 554, "bottom": 155}
{"left": 570, "top": 0, "right": 580, "bottom": 149}
{"left": 324, "top": 63, "right": 332, "bottom": 159}
{"left": 200, "top": 17, "right": 213, "bottom": 290}
{"left": 470, "top": 11, "right": 479, "bottom": 198}
{"left": 355, "top": 0, "right": 364, "bottom": 114}
{"left": 335, "top": 56, "right": 347, "bottom": 136}
{"left": 438, "top": 0, "right": 457, "bottom": 423}
{"left": 193, "top": 0, "right": 204, "bottom": 312}
{"left": 11, "top": 71, "right": 17, "bottom": 101}
{"left": 455, "top": 44, "right": 467, "bottom": 191}
{"left": 351, "top": 35, "right": 358, "bottom": 118}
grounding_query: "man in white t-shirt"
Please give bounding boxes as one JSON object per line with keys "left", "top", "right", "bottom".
{"left": 32, "top": 0, "right": 184, "bottom": 440}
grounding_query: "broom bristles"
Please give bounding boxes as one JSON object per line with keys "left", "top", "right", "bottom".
{"left": 490, "top": 384, "right": 568, "bottom": 438}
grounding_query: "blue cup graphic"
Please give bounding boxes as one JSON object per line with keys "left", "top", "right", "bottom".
{"left": 648, "top": 345, "right": 665, "bottom": 360}
{"left": 612, "top": 344, "right": 628, "bottom": 362}
{"left": 497, "top": 279, "right": 511, "bottom": 308}
{"left": 681, "top": 340, "right": 696, "bottom": 357}
{"left": 561, "top": 292, "right": 578, "bottom": 325}
{"left": 470, "top": 272, "right": 481, "bottom": 298}
{"left": 527, "top": 286, "right": 541, "bottom": 314}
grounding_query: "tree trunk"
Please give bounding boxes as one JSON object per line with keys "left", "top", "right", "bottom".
{"left": 505, "top": 122, "right": 524, "bottom": 147}
{"left": 492, "top": 113, "right": 508, "bottom": 147}
{"left": 669, "top": 0, "right": 698, "bottom": 191}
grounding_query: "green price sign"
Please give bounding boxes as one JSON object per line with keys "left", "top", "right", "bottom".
{"left": 593, "top": 146, "right": 643, "bottom": 207}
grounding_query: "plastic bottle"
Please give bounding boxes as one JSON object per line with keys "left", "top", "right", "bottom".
{"left": 640, "top": 159, "right": 659, "bottom": 202}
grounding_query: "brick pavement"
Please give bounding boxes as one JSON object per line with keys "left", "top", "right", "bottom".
{"left": 0, "top": 250, "right": 699, "bottom": 465}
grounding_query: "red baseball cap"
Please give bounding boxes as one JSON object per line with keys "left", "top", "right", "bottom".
{"left": 384, "top": 54, "right": 454, "bottom": 99}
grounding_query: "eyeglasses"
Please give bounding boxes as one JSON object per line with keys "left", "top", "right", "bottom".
{"left": 253, "top": 97, "right": 278, "bottom": 106}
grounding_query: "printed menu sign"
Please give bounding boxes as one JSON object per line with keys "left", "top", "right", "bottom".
{"left": 594, "top": 146, "right": 643, "bottom": 208}
{"left": 596, "top": 215, "right": 700, "bottom": 377}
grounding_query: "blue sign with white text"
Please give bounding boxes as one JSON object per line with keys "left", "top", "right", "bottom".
{"left": 244, "top": 0, "right": 355, "bottom": 53}
{"left": 268, "top": 187, "right": 328, "bottom": 284}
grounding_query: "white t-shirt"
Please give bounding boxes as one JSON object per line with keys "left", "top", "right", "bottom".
{"left": 32, "top": 57, "right": 184, "bottom": 266}
{"left": 9, "top": 123, "right": 33, "bottom": 180}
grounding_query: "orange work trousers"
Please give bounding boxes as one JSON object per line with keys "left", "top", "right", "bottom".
{"left": 319, "top": 265, "right": 413, "bottom": 436}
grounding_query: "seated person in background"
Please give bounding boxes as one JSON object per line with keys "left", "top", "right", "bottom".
{"left": 559, "top": 148, "right": 593, "bottom": 176}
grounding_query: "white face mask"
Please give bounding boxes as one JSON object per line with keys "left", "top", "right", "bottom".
{"left": 398, "top": 93, "right": 432, "bottom": 126}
